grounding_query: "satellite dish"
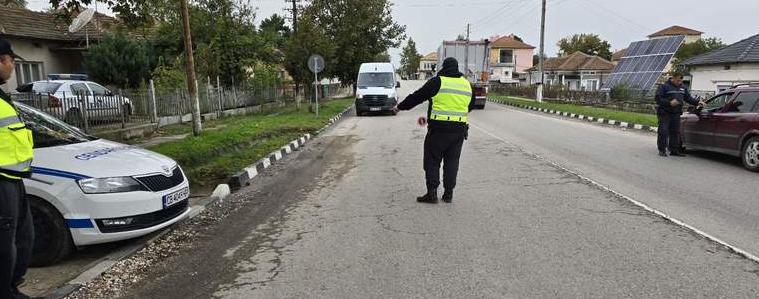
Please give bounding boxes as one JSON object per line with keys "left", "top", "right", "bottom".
{"left": 68, "top": 8, "right": 95, "bottom": 33}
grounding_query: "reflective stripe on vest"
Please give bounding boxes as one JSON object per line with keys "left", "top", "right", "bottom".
{"left": 431, "top": 76, "right": 472, "bottom": 123}
{"left": 0, "top": 98, "right": 34, "bottom": 179}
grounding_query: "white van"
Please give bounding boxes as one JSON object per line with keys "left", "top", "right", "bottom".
{"left": 14, "top": 102, "right": 191, "bottom": 266}
{"left": 355, "top": 62, "right": 400, "bottom": 116}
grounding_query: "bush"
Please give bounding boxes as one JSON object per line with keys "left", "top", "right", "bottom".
{"left": 83, "top": 32, "right": 154, "bottom": 88}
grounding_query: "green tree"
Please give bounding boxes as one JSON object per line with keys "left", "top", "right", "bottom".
{"left": 258, "top": 14, "right": 291, "bottom": 65}
{"left": 557, "top": 33, "right": 613, "bottom": 60}
{"left": 1, "top": 0, "right": 26, "bottom": 8}
{"left": 83, "top": 32, "right": 153, "bottom": 88}
{"left": 673, "top": 37, "right": 726, "bottom": 65}
{"left": 303, "top": 0, "right": 406, "bottom": 85}
{"left": 373, "top": 52, "right": 391, "bottom": 62}
{"left": 283, "top": 16, "right": 334, "bottom": 88}
{"left": 400, "top": 38, "right": 421, "bottom": 77}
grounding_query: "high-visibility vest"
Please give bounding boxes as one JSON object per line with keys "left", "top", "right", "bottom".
{"left": 430, "top": 76, "right": 472, "bottom": 123}
{"left": 0, "top": 97, "right": 33, "bottom": 180}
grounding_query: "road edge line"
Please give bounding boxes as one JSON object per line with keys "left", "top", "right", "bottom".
{"left": 470, "top": 122, "right": 759, "bottom": 265}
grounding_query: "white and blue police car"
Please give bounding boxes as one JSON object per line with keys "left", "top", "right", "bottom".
{"left": 15, "top": 101, "right": 191, "bottom": 266}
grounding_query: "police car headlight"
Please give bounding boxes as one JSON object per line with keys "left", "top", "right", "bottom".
{"left": 357, "top": 94, "right": 363, "bottom": 99}
{"left": 77, "top": 177, "right": 147, "bottom": 194}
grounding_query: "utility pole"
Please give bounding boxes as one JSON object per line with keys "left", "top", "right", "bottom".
{"left": 537, "top": 0, "right": 546, "bottom": 103}
{"left": 464, "top": 23, "right": 470, "bottom": 80}
{"left": 180, "top": 0, "right": 202, "bottom": 135}
{"left": 285, "top": 0, "right": 301, "bottom": 33}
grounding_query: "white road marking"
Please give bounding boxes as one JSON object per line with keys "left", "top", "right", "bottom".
{"left": 469, "top": 121, "right": 759, "bottom": 264}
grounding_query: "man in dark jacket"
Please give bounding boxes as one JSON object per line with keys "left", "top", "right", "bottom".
{"left": 655, "top": 74, "right": 704, "bottom": 157}
{"left": 392, "top": 57, "right": 475, "bottom": 204}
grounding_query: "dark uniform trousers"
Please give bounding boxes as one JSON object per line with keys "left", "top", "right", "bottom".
{"left": 423, "top": 129, "right": 466, "bottom": 192}
{"left": 657, "top": 108, "right": 681, "bottom": 153}
{"left": 0, "top": 178, "right": 33, "bottom": 299}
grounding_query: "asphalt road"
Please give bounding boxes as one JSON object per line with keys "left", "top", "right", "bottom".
{"left": 102, "top": 80, "right": 759, "bottom": 298}
{"left": 473, "top": 93, "right": 759, "bottom": 258}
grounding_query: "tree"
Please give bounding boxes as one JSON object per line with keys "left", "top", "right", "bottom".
{"left": 283, "top": 16, "right": 334, "bottom": 89}
{"left": 400, "top": 38, "right": 421, "bottom": 77}
{"left": 83, "top": 32, "right": 153, "bottom": 88}
{"left": 373, "top": 52, "right": 391, "bottom": 62}
{"left": 557, "top": 33, "right": 612, "bottom": 60}
{"left": 456, "top": 34, "right": 466, "bottom": 41}
{"left": 673, "top": 37, "right": 726, "bottom": 65}
{"left": 1, "top": 0, "right": 26, "bottom": 8}
{"left": 303, "top": 0, "right": 406, "bottom": 85}
{"left": 258, "top": 14, "right": 291, "bottom": 65}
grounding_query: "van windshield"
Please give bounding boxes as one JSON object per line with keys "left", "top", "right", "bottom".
{"left": 357, "top": 72, "right": 394, "bottom": 88}
{"left": 14, "top": 102, "right": 95, "bottom": 148}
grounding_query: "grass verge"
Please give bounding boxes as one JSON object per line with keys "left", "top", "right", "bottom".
{"left": 491, "top": 95, "right": 658, "bottom": 127}
{"left": 146, "top": 98, "right": 354, "bottom": 193}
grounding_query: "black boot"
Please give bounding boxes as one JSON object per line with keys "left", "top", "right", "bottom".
{"left": 416, "top": 190, "right": 438, "bottom": 204}
{"left": 442, "top": 190, "right": 453, "bottom": 203}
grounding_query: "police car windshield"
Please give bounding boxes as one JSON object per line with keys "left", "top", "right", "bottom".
{"left": 357, "top": 72, "right": 394, "bottom": 88}
{"left": 14, "top": 102, "right": 94, "bottom": 148}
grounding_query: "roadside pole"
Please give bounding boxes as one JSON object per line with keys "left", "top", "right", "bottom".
{"left": 537, "top": 0, "right": 546, "bottom": 103}
{"left": 180, "top": 0, "right": 202, "bottom": 135}
{"left": 308, "top": 54, "right": 325, "bottom": 117}
{"left": 149, "top": 79, "right": 158, "bottom": 123}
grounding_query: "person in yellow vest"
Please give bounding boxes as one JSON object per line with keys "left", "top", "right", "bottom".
{"left": 0, "top": 38, "right": 35, "bottom": 299}
{"left": 393, "top": 57, "right": 475, "bottom": 204}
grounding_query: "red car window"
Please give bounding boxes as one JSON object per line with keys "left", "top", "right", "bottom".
{"left": 730, "top": 91, "right": 759, "bottom": 113}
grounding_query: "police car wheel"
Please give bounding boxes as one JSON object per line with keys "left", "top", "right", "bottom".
{"left": 29, "top": 197, "right": 74, "bottom": 267}
{"left": 742, "top": 136, "right": 759, "bottom": 172}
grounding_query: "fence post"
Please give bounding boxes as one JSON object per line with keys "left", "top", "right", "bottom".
{"left": 149, "top": 80, "right": 158, "bottom": 123}
{"left": 79, "top": 94, "right": 90, "bottom": 133}
{"left": 216, "top": 76, "right": 223, "bottom": 113}
{"left": 119, "top": 91, "right": 126, "bottom": 129}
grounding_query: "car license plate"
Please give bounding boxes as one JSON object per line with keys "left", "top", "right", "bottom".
{"left": 370, "top": 107, "right": 381, "bottom": 111}
{"left": 163, "top": 187, "right": 189, "bottom": 208}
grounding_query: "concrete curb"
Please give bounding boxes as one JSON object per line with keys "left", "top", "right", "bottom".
{"left": 489, "top": 98, "right": 658, "bottom": 133}
{"left": 228, "top": 105, "right": 354, "bottom": 191}
{"left": 46, "top": 105, "right": 354, "bottom": 299}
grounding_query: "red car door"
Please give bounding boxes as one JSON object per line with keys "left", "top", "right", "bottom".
{"left": 682, "top": 92, "right": 733, "bottom": 149}
{"left": 712, "top": 91, "right": 759, "bottom": 156}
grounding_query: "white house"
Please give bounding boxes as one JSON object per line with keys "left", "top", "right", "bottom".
{"left": 682, "top": 33, "right": 759, "bottom": 93}
{"left": 418, "top": 52, "right": 438, "bottom": 79}
{"left": 527, "top": 52, "right": 615, "bottom": 91}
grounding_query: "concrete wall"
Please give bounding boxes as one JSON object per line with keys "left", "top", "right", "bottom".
{"left": 3, "top": 37, "right": 83, "bottom": 92}
{"left": 689, "top": 63, "right": 759, "bottom": 92}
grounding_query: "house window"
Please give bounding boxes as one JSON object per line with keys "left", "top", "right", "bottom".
{"left": 15, "top": 61, "right": 44, "bottom": 86}
{"left": 499, "top": 49, "right": 513, "bottom": 64}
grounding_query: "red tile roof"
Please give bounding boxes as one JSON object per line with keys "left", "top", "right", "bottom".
{"left": 490, "top": 35, "right": 535, "bottom": 49}
{"left": 0, "top": 7, "right": 121, "bottom": 42}
{"left": 648, "top": 26, "right": 703, "bottom": 38}
{"left": 528, "top": 52, "right": 615, "bottom": 72}
{"left": 421, "top": 52, "right": 438, "bottom": 61}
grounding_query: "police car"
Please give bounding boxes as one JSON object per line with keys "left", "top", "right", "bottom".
{"left": 15, "top": 101, "right": 190, "bottom": 266}
{"left": 15, "top": 74, "right": 133, "bottom": 125}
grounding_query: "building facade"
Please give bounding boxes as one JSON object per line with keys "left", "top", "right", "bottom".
{"left": 488, "top": 35, "right": 534, "bottom": 84}
{"left": 682, "top": 33, "right": 759, "bottom": 93}
{"left": 528, "top": 52, "right": 615, "bottom": 91}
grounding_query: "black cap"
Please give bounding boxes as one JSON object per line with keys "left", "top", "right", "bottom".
{"left": 0, "top": 38, "right": 23, "bottom": 61}
{"left": 442, "top": 57, "right": 458, "bottom": 70}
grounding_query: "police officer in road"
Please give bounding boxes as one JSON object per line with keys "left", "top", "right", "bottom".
{"left": 655, "top": 73, "right": 704, "bottom": 157}
{"left": 0, "top": 38, "right": 35, "bottom": 299}
{"left": 393, "top": 57, "right": 475, "bottom": 204}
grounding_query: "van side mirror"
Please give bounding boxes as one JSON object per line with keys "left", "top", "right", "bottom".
{"left": 396, "top": 81, "right": 401, "bottom": 88}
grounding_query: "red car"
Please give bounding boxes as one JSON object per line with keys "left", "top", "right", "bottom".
{"left": 681, "top": 84, "right": 759, "bottom": 172}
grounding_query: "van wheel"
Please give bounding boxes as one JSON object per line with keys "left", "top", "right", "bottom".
{"left": 29, "top": 197, "right": 74, "bottom": 267}
{"left": 742, "top": 136, "right": 759, "bottom": 172}
{"left": 64, "top": 108, "right": 83, "bottom": 127}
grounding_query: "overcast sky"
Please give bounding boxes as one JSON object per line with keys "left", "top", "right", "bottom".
{"left": 28, "top": 0, "right": 759, "bottom": 65}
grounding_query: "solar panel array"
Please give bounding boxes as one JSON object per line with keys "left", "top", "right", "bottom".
{"left": 603, "top": 35, "right": 685, "bottom": 91}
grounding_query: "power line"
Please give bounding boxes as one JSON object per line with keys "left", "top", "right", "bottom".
{"left": 470, "top": 0, "right": 521, "bottom": 27}
{"left": 581, "top": 0, "right": 652, "bottom": 34}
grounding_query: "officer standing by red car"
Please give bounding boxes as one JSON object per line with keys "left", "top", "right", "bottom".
{"left": 655, "top": 73, "right": 704, "bottom": 157}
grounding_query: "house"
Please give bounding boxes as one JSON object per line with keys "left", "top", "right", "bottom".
{"left": 0, "top": 7, "right": 120, "bottom": 92}
{"left": 488, "top": 35, "right": 535, "bottom": 84}
{"left": 682, "top": 33, "right": 759, "bottom": 93}
{"left": 418, "top": 52, "right": 438, "bottom": 79}
{"left": 527, "top": 51, "right": 615, "bottom": 91}
{"left": 648, "top": 25, "right": 703, "bottom": 43}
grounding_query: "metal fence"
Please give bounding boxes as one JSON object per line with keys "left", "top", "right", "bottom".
{"left": 12, "top": 82, "right": 350, "bottom": 133}
{"left": 490, "top": 84, "right": 715, "bottom": 114}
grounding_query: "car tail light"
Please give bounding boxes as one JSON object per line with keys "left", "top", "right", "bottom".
{"left": 474, "top": 87, "right": 486, "bottom": 97}
{"left": 48, "top": 95, "right": 62, "bottom": 108}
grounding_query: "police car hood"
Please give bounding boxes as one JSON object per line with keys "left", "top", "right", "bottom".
{"left": 33, "top": 139, "right": 178, "bottom": 179}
